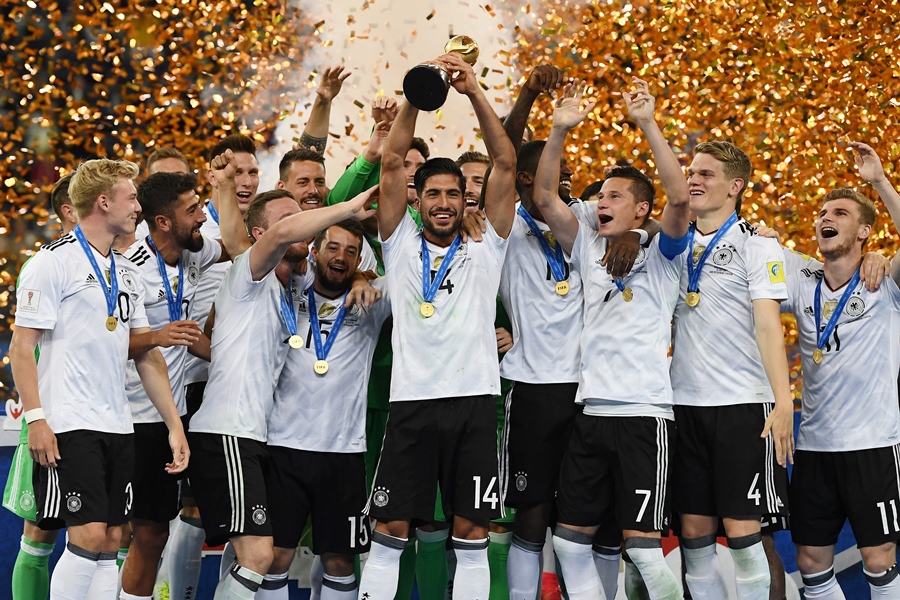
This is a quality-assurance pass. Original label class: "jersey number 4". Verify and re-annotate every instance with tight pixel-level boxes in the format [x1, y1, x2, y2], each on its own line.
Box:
[430, 268, 454, 294]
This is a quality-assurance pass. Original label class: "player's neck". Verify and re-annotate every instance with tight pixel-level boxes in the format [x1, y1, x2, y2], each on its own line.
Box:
[274, 260, 294, 287]
[149, 231, 182, 266]
[312, 277, 346, 300]
[520, 196, 545, 222]
[77, 218, 118, 257]
[823, 251, 863, 290]
[694, 203, 736, 235]
[422, 229, 457, 248]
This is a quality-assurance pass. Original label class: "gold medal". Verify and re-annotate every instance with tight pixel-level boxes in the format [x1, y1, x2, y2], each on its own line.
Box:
[289, 335, 303, 349]
[314, 359, 329, 375]
[622, 287, 633, 302]
[685, 291, 700, 307]
[106, 316, 118, 331]
[555, 281, 570, 296]
[420, 302, 435, 318]
[812, 348, 823, 364]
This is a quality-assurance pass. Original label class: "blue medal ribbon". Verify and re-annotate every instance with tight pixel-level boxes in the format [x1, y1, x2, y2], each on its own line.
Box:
[307, 288, 348, 362]
[146, 236, 184, 322]
[614, 278, 628, 293]
[207, 200, 219, 224]
[421, 233, 462, 303]
[814, 267, 860, 353]
[517, 206, 567, 284]
[687, 212, 739, 293]
[73, 225, 118, 322]
[279, 279, 299, 337]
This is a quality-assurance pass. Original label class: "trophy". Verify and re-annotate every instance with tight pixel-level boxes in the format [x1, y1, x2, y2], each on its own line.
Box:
[403, 35, 480, 112]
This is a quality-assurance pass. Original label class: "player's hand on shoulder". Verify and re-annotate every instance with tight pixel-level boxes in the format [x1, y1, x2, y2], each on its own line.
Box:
[461, 209, 487, 243]
[602, 230, 641, 278]
[753, 221, 782, 243]
[860, 251, 890, 292]
[761, 403, 794, 467]
[155, 320, 202, 348]
[28, 419, 60, 468]
[552, 80, 596, 131]
[166, 426, 190, 474]
[346, 274, 382, 309]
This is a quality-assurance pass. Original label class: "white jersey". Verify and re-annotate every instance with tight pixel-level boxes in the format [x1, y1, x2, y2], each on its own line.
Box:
[382, 212, 508, 401]
[134, 220, 150, 241]
[123, 236, 222, 423]
[782, 250, 900, 451]
[189, 247, 313, 441]
[571, 227, 685, 418]
[268, 278, 391, 453]
[671, 219, 788, 407]
[15, 234, 149, 434]
[498, 207, 586, 384]
[183, 203, 229, 385]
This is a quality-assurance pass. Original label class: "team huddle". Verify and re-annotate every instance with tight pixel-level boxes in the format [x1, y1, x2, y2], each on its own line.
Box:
[6, 53, 900, 600]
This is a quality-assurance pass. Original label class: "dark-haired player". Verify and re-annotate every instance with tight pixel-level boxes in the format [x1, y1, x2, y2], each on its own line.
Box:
[356, 51, 517, 600]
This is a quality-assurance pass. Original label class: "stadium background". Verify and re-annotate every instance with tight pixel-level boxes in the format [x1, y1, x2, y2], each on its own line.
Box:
[0, 0, 897, 597]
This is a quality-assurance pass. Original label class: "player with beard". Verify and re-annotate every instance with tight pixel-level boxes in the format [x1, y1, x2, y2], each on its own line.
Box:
[404, 137, 430, 210]
[187, 150, 376, 600]
[263, 220, 391, 599]
[4, 173, 78, 600]
[10, 159, 189, 600]
[118, 172, 231, 600]
[456, 151, 490, 213]
[277, 148, 329, 211]
[669, 138, 793, 598]
[356, 51, 516, 600]
[781, 143, 900, 599]
[164, 134, 260, 600]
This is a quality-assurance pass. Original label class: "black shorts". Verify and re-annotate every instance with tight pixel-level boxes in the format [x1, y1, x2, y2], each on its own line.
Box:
[673, 403, 789, 519]
[557, 414, 674, 533]
[266, 447, 370, 555]
[188, 432, 271, 547]
[500, 382, 579, 508]
[33, 430, 134, 530]
[791, 446, 900, 548]
[131, 422, 183, 523]
[366, 396, 501, 525]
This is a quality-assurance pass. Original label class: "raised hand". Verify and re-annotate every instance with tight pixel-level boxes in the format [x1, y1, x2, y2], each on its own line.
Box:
[552, 81, 596, 131]
[438, 53, 479, 96]
[372, 96, 399, 124]
[623, 77, 656, 124]
[316, 66, 351, 102]
[364, 120, 393, 163]
[347, 185, 380, 221]
[209, 149, 236, 188]
[848, 142, 888, 185]
[524, 64, 565, 95]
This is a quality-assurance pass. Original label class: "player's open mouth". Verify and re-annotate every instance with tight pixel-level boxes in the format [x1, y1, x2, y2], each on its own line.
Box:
[302, 197, 321, 207]
[407, 182, 416, 189]
[598, 214, 614, 224]
[328, 263, 348, 275]
[237, 191, 252, 202]
[560, 179, 571, 189]
[466, 198, 478, 207]
[821, 226, 838, 239]
[690, 190, 704, 196]
[431, 212, 455, 224]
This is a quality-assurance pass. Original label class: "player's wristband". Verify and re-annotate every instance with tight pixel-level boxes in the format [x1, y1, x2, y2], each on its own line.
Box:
[629, 229, 649, 245]
[24, 408, 46, 424]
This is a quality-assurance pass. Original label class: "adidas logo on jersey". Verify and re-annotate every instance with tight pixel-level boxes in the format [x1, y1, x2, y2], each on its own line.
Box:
[158, 289, 167, 301]
[85, 274, 97, 284]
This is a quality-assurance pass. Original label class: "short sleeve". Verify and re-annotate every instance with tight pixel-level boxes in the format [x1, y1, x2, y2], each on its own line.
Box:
[745, 236, 789, 302]
[380, 211, 419, 270]
[572, 200, 598, 230]
[127, 269, 150, 330]
[227, 248, 275, 302]
[369, 276, 392, 324]
[14, 252, 64, 330]
[781, 248, 820, 314]
[480, 217, 509, 271]
[566, 222, 589, 273]
[652, 235, 687, 280]
[197, 236, 223, 272]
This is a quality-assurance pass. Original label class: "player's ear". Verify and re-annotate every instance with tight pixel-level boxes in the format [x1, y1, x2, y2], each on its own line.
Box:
[517, 171, 533, 186]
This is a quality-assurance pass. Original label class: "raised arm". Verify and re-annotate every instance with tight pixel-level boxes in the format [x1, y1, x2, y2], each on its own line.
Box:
[532, 83, 596, 255]
[210, 150, 251, 258]
[299, 66, 350, 154]
[624, 77, 691, 239]
[439, 53, 516, 237]
[250, 186, 378, 280]
[378, 100, 420, 239]
[503, 65, 564, 155]
[849, 142, 900, 285]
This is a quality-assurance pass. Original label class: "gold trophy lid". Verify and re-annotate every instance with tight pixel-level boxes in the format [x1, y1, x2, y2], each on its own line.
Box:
[444, 35, 479, 65]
